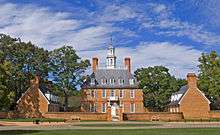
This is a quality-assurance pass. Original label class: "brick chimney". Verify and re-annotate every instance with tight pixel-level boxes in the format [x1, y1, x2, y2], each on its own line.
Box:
[92, 57, 98, 72]
[187, 73, 197, 88]
[124, 57, 131, 73]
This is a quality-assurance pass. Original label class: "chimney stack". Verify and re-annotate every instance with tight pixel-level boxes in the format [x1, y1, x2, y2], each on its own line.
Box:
[124, 57, 131, 73]
[187, 73, 197, 88]
[92, 57, 98, 72]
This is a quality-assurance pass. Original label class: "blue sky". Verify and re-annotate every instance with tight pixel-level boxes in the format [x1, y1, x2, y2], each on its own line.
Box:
[0, 0, 220, 78]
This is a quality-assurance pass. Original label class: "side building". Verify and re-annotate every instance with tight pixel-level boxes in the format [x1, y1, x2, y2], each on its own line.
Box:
[17, 76, 60, 118]
[169, 73, 210, 119]
[81, 45, 145, 118]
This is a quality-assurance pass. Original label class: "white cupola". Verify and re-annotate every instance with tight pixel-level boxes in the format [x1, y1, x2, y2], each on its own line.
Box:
[106, 45, 116, 69]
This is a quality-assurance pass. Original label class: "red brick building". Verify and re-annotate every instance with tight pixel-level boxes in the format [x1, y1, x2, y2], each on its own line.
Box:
[81, 45, 145, 121]
[17, 76, 60, 118]
[169, 73, 210, 119]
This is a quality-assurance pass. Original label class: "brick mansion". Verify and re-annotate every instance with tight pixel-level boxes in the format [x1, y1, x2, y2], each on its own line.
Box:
[2, 44, 220, 122]
[81, 45, 144, 120]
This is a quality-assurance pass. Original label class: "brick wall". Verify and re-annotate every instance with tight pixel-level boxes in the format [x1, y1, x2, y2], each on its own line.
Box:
[123, 112, 184, 121]
[209, 111, 220, 119]
[43, 112, 107, 121]
[179, 88, 210, 119]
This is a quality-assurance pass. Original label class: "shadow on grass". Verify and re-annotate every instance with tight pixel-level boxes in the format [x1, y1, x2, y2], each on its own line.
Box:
[0, 130, 41, 135]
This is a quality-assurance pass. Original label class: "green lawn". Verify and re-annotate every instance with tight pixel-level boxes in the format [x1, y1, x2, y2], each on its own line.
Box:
[0, 128, 220, 135]
[0, 118, 64, 122]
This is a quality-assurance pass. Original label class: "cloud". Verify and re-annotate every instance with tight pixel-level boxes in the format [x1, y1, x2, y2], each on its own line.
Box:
[138, 3, 220, 46]
[98, 5, 137, 23]
[79, 42, 201, 78]
[0, 3, 115, 51]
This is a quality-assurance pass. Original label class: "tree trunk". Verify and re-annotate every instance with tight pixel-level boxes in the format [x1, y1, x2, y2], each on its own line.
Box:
[64, 93, 69, 112]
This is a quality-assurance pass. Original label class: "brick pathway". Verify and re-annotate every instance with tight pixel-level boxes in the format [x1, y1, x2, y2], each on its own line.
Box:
[1, 121, 220, 130]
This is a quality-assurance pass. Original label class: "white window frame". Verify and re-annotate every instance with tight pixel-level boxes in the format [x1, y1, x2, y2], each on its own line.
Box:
[102, 89, 106, 98]
[118, 79, 124, 85]
[110, 78, 115, 85]
[129, 79, 134, 85]
[110, 89, 115, 97]
[130, 103, 135, 113]
[130, 89, 135, 98]
[101, 78, 107, 85]
[91, 90, 97, 98]
[102, 103, 107, 113]
[90, 103, 96, 112]
[119, 89, 124, 98]
[91, 78, 95, 85]
[120, 101, 124, 112]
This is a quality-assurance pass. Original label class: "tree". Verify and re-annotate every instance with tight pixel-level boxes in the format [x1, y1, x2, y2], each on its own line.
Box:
[0, 50, 14, 111]
[0, 34, 49, 109]
[198, 51, 220, 109]
[49, 46, 90, 111]
[134, 66, 186, 112]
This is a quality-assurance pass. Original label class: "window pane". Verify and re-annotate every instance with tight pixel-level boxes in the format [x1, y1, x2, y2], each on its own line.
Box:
[102, 89, 106, 98]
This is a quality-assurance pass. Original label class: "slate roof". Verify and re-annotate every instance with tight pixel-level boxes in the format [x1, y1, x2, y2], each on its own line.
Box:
[82, 68, 139, 89]
[169, 85, 188, 106]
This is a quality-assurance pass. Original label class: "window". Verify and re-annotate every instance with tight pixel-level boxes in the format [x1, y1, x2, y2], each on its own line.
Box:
[91, 78, 95, 85]
[91, 90, 97, 98]
[118, 79, 124, 85]
[110, 89, 115, 97]
[119, 90, 124, 98]
[129, 79, 134, 85]
[102, 103, 107, 113]
[101, 78, 107, 85]
[130, 103, 135, 113]
[110, 59, 113, 65]
[102, 89, 106, 98]
[120, 101, 124, 112]
[130, 90, 135, 98]
[110, 78, 115, 85]
[90, 103, 96, 112]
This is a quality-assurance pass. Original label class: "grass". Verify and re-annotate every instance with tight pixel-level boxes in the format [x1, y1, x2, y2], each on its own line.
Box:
[0, 128, 220, 135]
[0, 118, 64, 122]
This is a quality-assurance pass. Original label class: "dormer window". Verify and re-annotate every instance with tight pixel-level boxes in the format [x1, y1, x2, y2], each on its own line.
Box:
[110, 78, 115, 85]
[91, 78, 95, 85]
[118, 78, 124, 85]
[101, 78, 107, 85]
[129, 79, 134, 85]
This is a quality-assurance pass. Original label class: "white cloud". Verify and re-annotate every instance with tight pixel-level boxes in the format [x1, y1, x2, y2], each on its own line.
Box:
[138, 3, 220, 46]
[0, 3, 115, 51]
[79, 42, 201, 78]
[98, 5, 137, 23]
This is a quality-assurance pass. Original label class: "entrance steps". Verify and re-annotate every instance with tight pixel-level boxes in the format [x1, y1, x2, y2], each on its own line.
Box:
[112, 115, 120, 122]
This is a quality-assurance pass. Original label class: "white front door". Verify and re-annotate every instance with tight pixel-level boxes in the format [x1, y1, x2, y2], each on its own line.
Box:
[111, 103, 117, 116]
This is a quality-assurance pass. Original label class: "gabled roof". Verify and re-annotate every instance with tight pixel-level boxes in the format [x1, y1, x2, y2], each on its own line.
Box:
[82, 68, 139, 89]
[17, 88, 50, 105]
[169, 85, 188, 106]
[169, 85, 210, 106]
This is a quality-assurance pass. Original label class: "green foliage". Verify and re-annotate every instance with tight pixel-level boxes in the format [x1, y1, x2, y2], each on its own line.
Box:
[49, 46, 90, 110]
[0, 60, 15, 111]
[0, 34, 49, 110]
[134, 66, 186, 112]
[198, 51, 220, 109]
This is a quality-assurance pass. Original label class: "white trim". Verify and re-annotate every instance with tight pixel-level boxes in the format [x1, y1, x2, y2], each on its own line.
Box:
[130, 103, 135, 113]
[179, 88, 211, 105]
[102, 102, 107, 113]
[130, 89, 135, 98]
[119, 89, 124, 98]
[39, 89, 50, 104]
[17, 88, 50, 104]
[102, 89, 106, 98]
